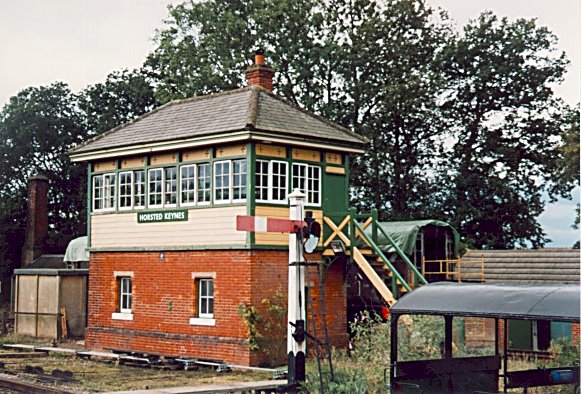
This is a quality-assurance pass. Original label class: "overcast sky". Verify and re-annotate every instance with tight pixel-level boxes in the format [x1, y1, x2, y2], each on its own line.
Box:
[0, 0, 578, 246]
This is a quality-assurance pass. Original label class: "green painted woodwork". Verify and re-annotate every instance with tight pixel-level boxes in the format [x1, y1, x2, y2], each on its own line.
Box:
[88, 142, 353, 250]
[246, 142, 256, 248]
[508, 320, 533, 350]
[550, 321, 572, 341]
[86, 163, 92, 247]
[137, 209, 188, 223]
[352, 219, 413, 296]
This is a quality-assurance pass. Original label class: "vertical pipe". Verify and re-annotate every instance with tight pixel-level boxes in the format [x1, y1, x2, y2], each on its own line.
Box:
[247, 142, 256, 248]
[481, 255, 485, 282]
[389, 314, 399, 393]
[444, 315, 453, 359]
[371, 208, 378, 244]
[35, 275, 40, 337]
[348, 207, 355, 263]
[495, 318, 499, 355]
[503, 318, 508, 394]
[457, 257, 461, 283]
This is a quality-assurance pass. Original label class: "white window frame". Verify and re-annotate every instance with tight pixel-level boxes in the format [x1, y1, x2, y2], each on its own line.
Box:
[164, 167, 178, 207]
[118, 171, 133, 211]
[255, 160, 288, 204]
[190, 272, 216, 326]
[255, 160, 270, 202]
[197, 163, 211, 206]
[180, 164, 197, 206]
[213, 160, 231, 204]
[292, 163, 321, 206]
[198, 278, 214, 318]
[119, 277, 132, 313]
[112, 271, 133, 321]
[148, 166, 178, 208]
[93, 173, 116, 212]
[148, 168, 164, 208]
[134, 170, 146, 209]
[232, 159, 247, 202]
[213, 159, 247, 204]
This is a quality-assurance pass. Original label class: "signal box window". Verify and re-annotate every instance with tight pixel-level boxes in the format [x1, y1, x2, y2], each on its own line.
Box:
[255, 160, 287, 203]
[93, 173, 116, 211]
[292, 163, 321, 205]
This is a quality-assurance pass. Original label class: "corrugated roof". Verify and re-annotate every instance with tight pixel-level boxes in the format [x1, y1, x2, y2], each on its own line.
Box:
[390, 282, 580, 322]
[460, 248, 580, 284]
[70, 86, 367, 156]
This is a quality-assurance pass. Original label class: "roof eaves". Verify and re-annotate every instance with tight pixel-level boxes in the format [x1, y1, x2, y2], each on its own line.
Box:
[69, 86, 254, 157]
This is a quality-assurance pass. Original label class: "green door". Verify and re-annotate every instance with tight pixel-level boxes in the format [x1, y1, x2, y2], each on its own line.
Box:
[323, 172, 348, 214]
[508, 320, 532, 350]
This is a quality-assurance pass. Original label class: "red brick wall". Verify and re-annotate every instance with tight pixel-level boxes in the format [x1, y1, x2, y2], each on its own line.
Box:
[464, 317, 496, 348]
[86, 250, 347, 366]
[571, 322, 579, 345]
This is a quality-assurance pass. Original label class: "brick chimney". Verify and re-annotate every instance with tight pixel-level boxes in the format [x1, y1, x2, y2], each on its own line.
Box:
[245, 49, 275, 91]
[21, 175, 49, 267]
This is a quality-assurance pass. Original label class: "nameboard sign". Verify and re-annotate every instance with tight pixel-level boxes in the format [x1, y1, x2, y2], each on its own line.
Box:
[137, 210, 188, 223]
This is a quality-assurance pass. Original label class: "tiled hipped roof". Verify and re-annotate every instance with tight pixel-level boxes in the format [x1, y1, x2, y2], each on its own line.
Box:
[461, 248, 580, 284]
[70, 86, 367, 156]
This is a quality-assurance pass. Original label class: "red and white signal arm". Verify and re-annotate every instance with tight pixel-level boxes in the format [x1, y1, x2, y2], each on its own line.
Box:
[236, 215, 306, 233]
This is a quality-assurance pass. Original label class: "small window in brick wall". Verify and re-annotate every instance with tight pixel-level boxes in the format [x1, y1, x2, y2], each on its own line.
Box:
[190, 273, 216, 326]
[112, 272, 134, 321]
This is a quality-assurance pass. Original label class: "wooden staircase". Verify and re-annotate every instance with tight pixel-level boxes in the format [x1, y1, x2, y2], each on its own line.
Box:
[322, 209, 427, 307]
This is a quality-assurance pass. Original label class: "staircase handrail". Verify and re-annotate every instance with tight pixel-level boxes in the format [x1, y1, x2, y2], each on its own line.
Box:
[351, 220, 413, 294]
[374, 222, 428, 286]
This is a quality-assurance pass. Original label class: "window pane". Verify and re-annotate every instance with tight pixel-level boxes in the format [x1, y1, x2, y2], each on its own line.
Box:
[214, 162, 230, 202]
[181, 165, 196, 205]
[119, 172, 132, 209]
[148, 169, 163, 206]
[165, 167, 177, 205]
[134, 170, 145, 207]
[233, 159, 247, 200]
[197, 164, 210, 203]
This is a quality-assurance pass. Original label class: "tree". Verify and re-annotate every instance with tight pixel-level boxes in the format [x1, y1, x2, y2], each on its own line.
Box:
[80, 68, 159, 135]
[438, 12, 572, 248]
[0, 83, 88, 260]
[147, 0, 454, 221]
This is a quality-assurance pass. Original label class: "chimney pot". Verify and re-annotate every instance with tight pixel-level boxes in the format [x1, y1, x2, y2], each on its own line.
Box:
[255, 49, 265, 65]
[246, 49, 274, 91]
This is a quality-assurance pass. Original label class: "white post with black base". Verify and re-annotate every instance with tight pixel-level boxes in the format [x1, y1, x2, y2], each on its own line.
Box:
[287, 188, 306, 390]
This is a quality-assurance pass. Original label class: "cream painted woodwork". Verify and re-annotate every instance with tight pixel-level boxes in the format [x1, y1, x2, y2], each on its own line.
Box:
[292, 148, 320, 162]
[93, 160, 116, 173]
[255, 206, 323, 246]
[120, 156, 146, 169]
[256, 143, 286, 158]
[215, 144, 247, 158]
[91, 206, 247, 248]
[325, 152, 342, 165]
[325, 166, 346, 175]
[182, 148, 211, 162]
[150, 153, 177, 166]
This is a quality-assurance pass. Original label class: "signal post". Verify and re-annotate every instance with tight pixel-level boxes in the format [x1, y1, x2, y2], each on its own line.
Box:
[236, 188, 308, 391]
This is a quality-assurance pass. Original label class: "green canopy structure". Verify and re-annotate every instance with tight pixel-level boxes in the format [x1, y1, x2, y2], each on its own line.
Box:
[371, 220, 460, 257]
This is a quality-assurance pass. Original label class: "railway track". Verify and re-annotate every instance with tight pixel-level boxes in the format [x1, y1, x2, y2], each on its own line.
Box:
[0, 373, 74, 393]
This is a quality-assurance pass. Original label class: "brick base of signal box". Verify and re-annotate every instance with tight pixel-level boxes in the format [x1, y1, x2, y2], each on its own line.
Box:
[85, 250, 348, 366]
